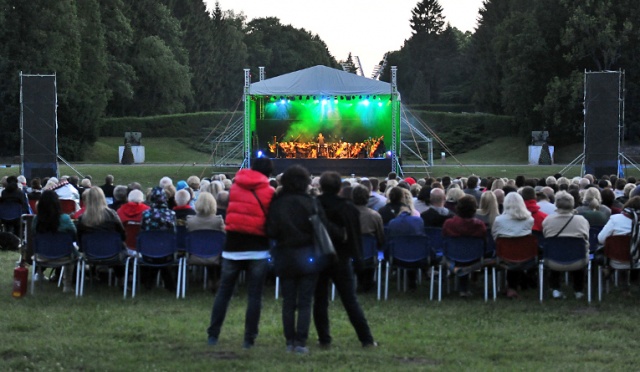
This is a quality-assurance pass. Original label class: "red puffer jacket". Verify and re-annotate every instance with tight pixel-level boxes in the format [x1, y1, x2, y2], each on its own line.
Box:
[524, 199, 547, 232]
[225, 169, 274, 236]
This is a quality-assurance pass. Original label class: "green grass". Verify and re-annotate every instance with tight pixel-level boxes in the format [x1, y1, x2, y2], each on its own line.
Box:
[82, 137, 217, 164]
[2, 249, 640, 370]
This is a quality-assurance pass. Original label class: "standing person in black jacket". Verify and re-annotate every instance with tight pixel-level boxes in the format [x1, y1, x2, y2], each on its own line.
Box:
[314, 171, 377, 348]
[266, 165, 340, 355]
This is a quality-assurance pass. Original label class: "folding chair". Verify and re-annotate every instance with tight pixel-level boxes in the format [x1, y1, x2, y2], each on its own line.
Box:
[598, 235, 634, 301]
[78, 231, 128, 297]
[424, 227, 445, 301]
[31, 232, 79, 295]
[384, 235, 432, 300]
[0, 201, 24, 234]
[126, 230, 179, 299]
[59, 200, 77, 215]
[442, 236, 494, 302]
[124, 221, 141, 252]
[494, 235, 539, 295]
[180, 230, 225, 298]
[360, 234, 382, 300]
[539, 237, 590, 303]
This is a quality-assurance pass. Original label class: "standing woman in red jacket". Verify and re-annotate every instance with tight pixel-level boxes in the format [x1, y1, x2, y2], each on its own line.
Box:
[207, 158, 275, 349]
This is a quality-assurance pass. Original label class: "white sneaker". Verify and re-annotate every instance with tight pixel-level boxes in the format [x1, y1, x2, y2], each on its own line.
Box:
[552, 290, 565, 299]
[33, 273, 42, 282]
[575, 292, 584, 300]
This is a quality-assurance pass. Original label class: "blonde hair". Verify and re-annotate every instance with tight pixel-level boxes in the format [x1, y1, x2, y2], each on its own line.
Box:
[400, 188, 416, 214]
[195, 192, 217, 216]
[477, 191, 500, 226]
[445, 187, 464, 203]
[187, 175, 201, 190]
[81, 187, 109, 226]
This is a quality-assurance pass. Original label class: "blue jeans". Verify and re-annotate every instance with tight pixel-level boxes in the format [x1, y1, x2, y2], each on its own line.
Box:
[281, 273, 318, 347]
[314, 259, 374, 346]
[207, 258, 268, 345]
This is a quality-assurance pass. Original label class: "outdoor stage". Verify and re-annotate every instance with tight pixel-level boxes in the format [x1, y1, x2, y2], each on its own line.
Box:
[271, 158, 393, 177]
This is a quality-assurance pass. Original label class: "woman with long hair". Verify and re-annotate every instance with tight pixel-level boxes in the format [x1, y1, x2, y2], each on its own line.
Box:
[77, 186, 126, 245]
[475, 191, 500, 228]
[491, 192, 534, 298]
[32, 190, 77, 292]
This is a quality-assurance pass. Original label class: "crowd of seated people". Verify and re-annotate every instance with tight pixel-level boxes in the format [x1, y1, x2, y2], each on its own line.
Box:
[4, 168, 640, 305]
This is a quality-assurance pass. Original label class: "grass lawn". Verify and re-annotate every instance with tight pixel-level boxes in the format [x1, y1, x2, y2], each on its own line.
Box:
[2, 249, 640, 370]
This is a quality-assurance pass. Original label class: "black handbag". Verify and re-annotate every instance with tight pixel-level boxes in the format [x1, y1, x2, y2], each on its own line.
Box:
[309, 198, 337, 258]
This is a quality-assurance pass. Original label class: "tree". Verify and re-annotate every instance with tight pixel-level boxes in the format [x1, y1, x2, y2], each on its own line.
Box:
[341, 53, 359, 74]
[410, 0, 445, 36]
[99, 0, 137, 117]
[125, 0, 193, 115]
[58, 0, 109, 160]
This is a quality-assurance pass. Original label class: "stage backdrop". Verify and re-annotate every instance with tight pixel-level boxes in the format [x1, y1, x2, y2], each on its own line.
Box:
[20, 73, 58, 181]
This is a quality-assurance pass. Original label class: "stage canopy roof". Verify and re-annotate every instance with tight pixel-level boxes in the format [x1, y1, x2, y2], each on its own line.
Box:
[249, 65, 395, 96]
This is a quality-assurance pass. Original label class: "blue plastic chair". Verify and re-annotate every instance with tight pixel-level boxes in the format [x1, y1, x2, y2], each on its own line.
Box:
[384, 235, 431, 300]
[181, 230, 226, 298]
[79, 231, 128, 297]
[360, 234, 383, 300]
[442, 236, 494, 302]
[126, 230, 179, 299]
[32, 232, 78, 295]
[539, 237, 590, 303]
[424, 227, 444, 259]
[0, 201, 24, 234]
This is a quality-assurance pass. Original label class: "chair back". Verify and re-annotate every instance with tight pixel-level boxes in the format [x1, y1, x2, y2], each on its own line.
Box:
[424, 227, 444, 258]
[176, 218, 188, 250]
[604, 235, 631, 263]
[28, 199, 38, 214]
[387, 235, 430, 267]
[0, 201, 23, 221]
[542, 237, 588, 270]
[589, 226, 603, 253]
[34, 232, 76, 260]
[81, 231, 124, 261]
[485, 229, 496, 256]
[443, 236, 485, 264]
[361, 234, 378, 261]
[185, 230, 225, 259]
[59, 200, 77, 215]
[137, 230, 177, 259]
[496, 235, 539, 263]
[124, 221, 141, 250]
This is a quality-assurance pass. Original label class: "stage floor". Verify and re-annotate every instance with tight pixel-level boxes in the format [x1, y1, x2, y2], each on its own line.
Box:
[271, 158, 392, 177]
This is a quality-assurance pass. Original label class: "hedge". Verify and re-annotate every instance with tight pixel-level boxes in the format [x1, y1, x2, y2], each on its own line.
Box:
[409, 110, 518, 154]
[99, 112, 242, 138]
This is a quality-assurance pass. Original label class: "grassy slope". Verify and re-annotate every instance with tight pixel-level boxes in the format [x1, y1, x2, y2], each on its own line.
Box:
[82, 137, 217, 164]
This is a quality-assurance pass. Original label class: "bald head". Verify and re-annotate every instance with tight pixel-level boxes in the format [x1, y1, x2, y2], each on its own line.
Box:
[493, 188, 505, 204]
[430, 188, 446, 207]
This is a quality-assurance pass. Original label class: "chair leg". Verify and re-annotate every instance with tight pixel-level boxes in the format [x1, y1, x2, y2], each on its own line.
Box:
[331, 282, 335, 301]
[275, 276, 280, 300]
[587, 262, 592, 303]
[429, 266, 434, 301]
[384, 262, 389, 300]
[438, 265, 442, 302]
[78, 261, 84, 297]
[598, 266, 602, 302]
[31, 261, 37, 295]
[176, 258, 183, 299]
[132, 258, 138, 298]
[492, 267, 497, 301]
[539, 262, 544, 303]
[484, 267, 488, 302]
[376, 261, 381, 301]
[58, 266, 64, 288]
[123, 257, 131, 299]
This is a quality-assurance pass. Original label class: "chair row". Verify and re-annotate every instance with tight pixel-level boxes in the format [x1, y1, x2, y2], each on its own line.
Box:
[30, 229, 226, 299]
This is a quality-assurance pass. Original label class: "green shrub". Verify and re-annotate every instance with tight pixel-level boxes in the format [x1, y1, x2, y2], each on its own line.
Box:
[99, 112, 242, 138]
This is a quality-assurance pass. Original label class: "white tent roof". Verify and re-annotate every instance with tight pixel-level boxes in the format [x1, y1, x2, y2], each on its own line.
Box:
[249, 65, 393, 96]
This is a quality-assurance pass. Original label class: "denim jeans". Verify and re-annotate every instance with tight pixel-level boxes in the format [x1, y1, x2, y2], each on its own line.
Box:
[281, 273, 318, 347]
[314, 258, 374, 346]
[207, 258, 268, 345]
